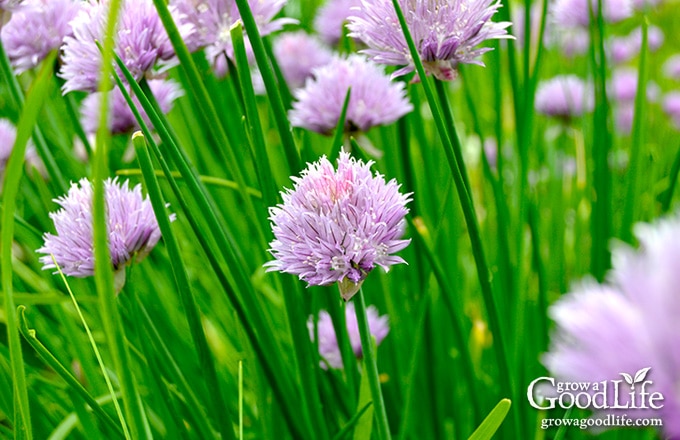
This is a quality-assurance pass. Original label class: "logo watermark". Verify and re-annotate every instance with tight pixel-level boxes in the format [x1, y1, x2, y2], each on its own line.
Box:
[527, 367, 664, 430]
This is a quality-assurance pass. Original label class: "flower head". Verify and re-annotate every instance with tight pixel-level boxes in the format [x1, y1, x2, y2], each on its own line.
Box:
[663, 92, 680, 129]
[663, 54, 680, 80]
[273, 31, 334, 90]
[309, 302, 389, 369]
[543, 214, 680, 437]
[172, 0, 295, 76]
[37, 178, 170, 282]
[0, 119, 17, 176]
[535, 75, 593, 119]
[288, 54, 413, 134]
[550, 0, 632, 28]
[265, 152, 411, 300]
[80, 79, 183, 135]
[608, 26, 664, 65]
[59, 0, 192, 94]
[313, 0, 362, 45]
[347, 0, 512, 80]
[0, 0, 83, 74]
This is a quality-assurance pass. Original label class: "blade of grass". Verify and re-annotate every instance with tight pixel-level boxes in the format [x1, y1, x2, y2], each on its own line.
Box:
[329, 89, 352, 162]
[467, 399, 512, 440]
[1, 50, 59, 440]
[133, 132, 235, 440]
[16, 307, 125, 438]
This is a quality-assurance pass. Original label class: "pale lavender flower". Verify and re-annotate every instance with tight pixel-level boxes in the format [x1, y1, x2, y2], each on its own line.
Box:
[0, 118, 16, 176]
[313, 0, 362, 45]
[608, 26, 664, 65]
[0, 0, 83, 74]
[511, 3, 542, 50]
[265, 152, 411, 300]
[551, 0, 632, 28]
[614, 102, 634, 134]
[547, 26, 590, 58]
[663, 92, 680, 129]
[172, 0, 295, 76]
[289, 54, 413, 134]
[80, 79, 183, 134]
[59, 0, 192, 94]
[37, 178, 170, 283]
[0, 0, 22, 11]
[543, 214, 680, 438]
[535, 75, 594, 119]
[309, 302, 389, 369]
[631, 0, 662, 10]
[273, 31, 334, 90]
[663, 54, 680, 80]
[347, 0, 513, 81]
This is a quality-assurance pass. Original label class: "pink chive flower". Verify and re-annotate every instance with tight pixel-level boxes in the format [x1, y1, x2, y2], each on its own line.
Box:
[663, 92, 680, 129]
[313, 0, 362, 45]
[80, 79, 183, 135]
[37, 178, 171, 284]
[309, 302, 389, 369]
[59, 0, 193, 94]
[0, 0, 22, 11]
[0, 0, 83, 74]
[663, 55, 680, 81]
[543, 214, 680, 438]
[288, 54, 413, 134]
[172, 0, 296, 77]
[265, 152, 411, 300]
[346, 0, 513, 81]
[273, 31, 334, 90]
[535, 75, 594, 119]
[0, 119, 17, 175]
[608, 26, 664, 65]
[550, 0, 632, 28]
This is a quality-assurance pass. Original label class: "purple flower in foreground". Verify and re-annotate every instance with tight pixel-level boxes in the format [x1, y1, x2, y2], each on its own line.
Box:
[265, 152, 411, 300]
[0, 0, 83, 74]
[37, 178, 170, 285]
[313, 0, 362, 45]
[543, 214, 680, 438]
[551, 0, 632, 28]
[273, 31, 333, 90]
[347, 0, 512, 81]
[289, 55, 413, 134]
[59, 0, 192, 94]
[535, 75, 593, 119]
[172, 0, 295, 76]
[80, 79, 183, 135]
[309, 302, 389, 369]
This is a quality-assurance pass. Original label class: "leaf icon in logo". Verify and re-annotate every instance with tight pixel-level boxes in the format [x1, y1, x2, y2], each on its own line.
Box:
[620, 372, 634, 385]
[634, 367, 651, 383]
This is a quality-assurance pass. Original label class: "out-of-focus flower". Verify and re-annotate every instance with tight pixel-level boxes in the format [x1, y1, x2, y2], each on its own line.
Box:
[663, 92, 680, 129]
[172, 0, 295, 76]
[551, 0, 632, 28]
[543, 214, 680, 438]
[313, 0, 361, 45]
[265, 152, 411, 300]
[608, 26, 664, 65]
[273, 31, 333, 90]
[663, 54, 680, 80]
[0, 0, 83, 74]
[80, 79, 183, 134]
[511, 3, 542, 50]
[59, 0, 192, 94]
[0, 118, 43, 179]
[631, 0, 663, 10]
[309, 302, 389, 369]
[288, 54, 412, 134]
[614, 102, 634, 134]
[535, 75, 593, 119]
[0, 0, 22, 11]
[546, 26, 590, 58]
[347, 0, 512, 81]
[37, 178, 170, 286]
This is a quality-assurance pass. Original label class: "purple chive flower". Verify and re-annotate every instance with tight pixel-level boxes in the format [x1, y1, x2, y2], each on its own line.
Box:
[543, 214, 680, 438]
[0, 0, 83, 74]
[172, 0, 296, 77]
[0, 0, 22, 11]
[0, 118, 17, 175]
[347, 0, 513, 81]
[59, 0, 192, 94]
[550, 0, 632, 28]
[37, 178, 170, 285]
[663, 54, 680, 80]
[273, 31, 334, 90]
[288, 54, 413, 134]
[535, 75, 594, 119]
[309, 302, 389, 369]
[663, 92, 680, 129]
[265, 152, 411, 300]
[80, 79, 183, 135]
[608, 26, 664, 65]
[546, 26, 590, 58]
[313, 0, 362, 45]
